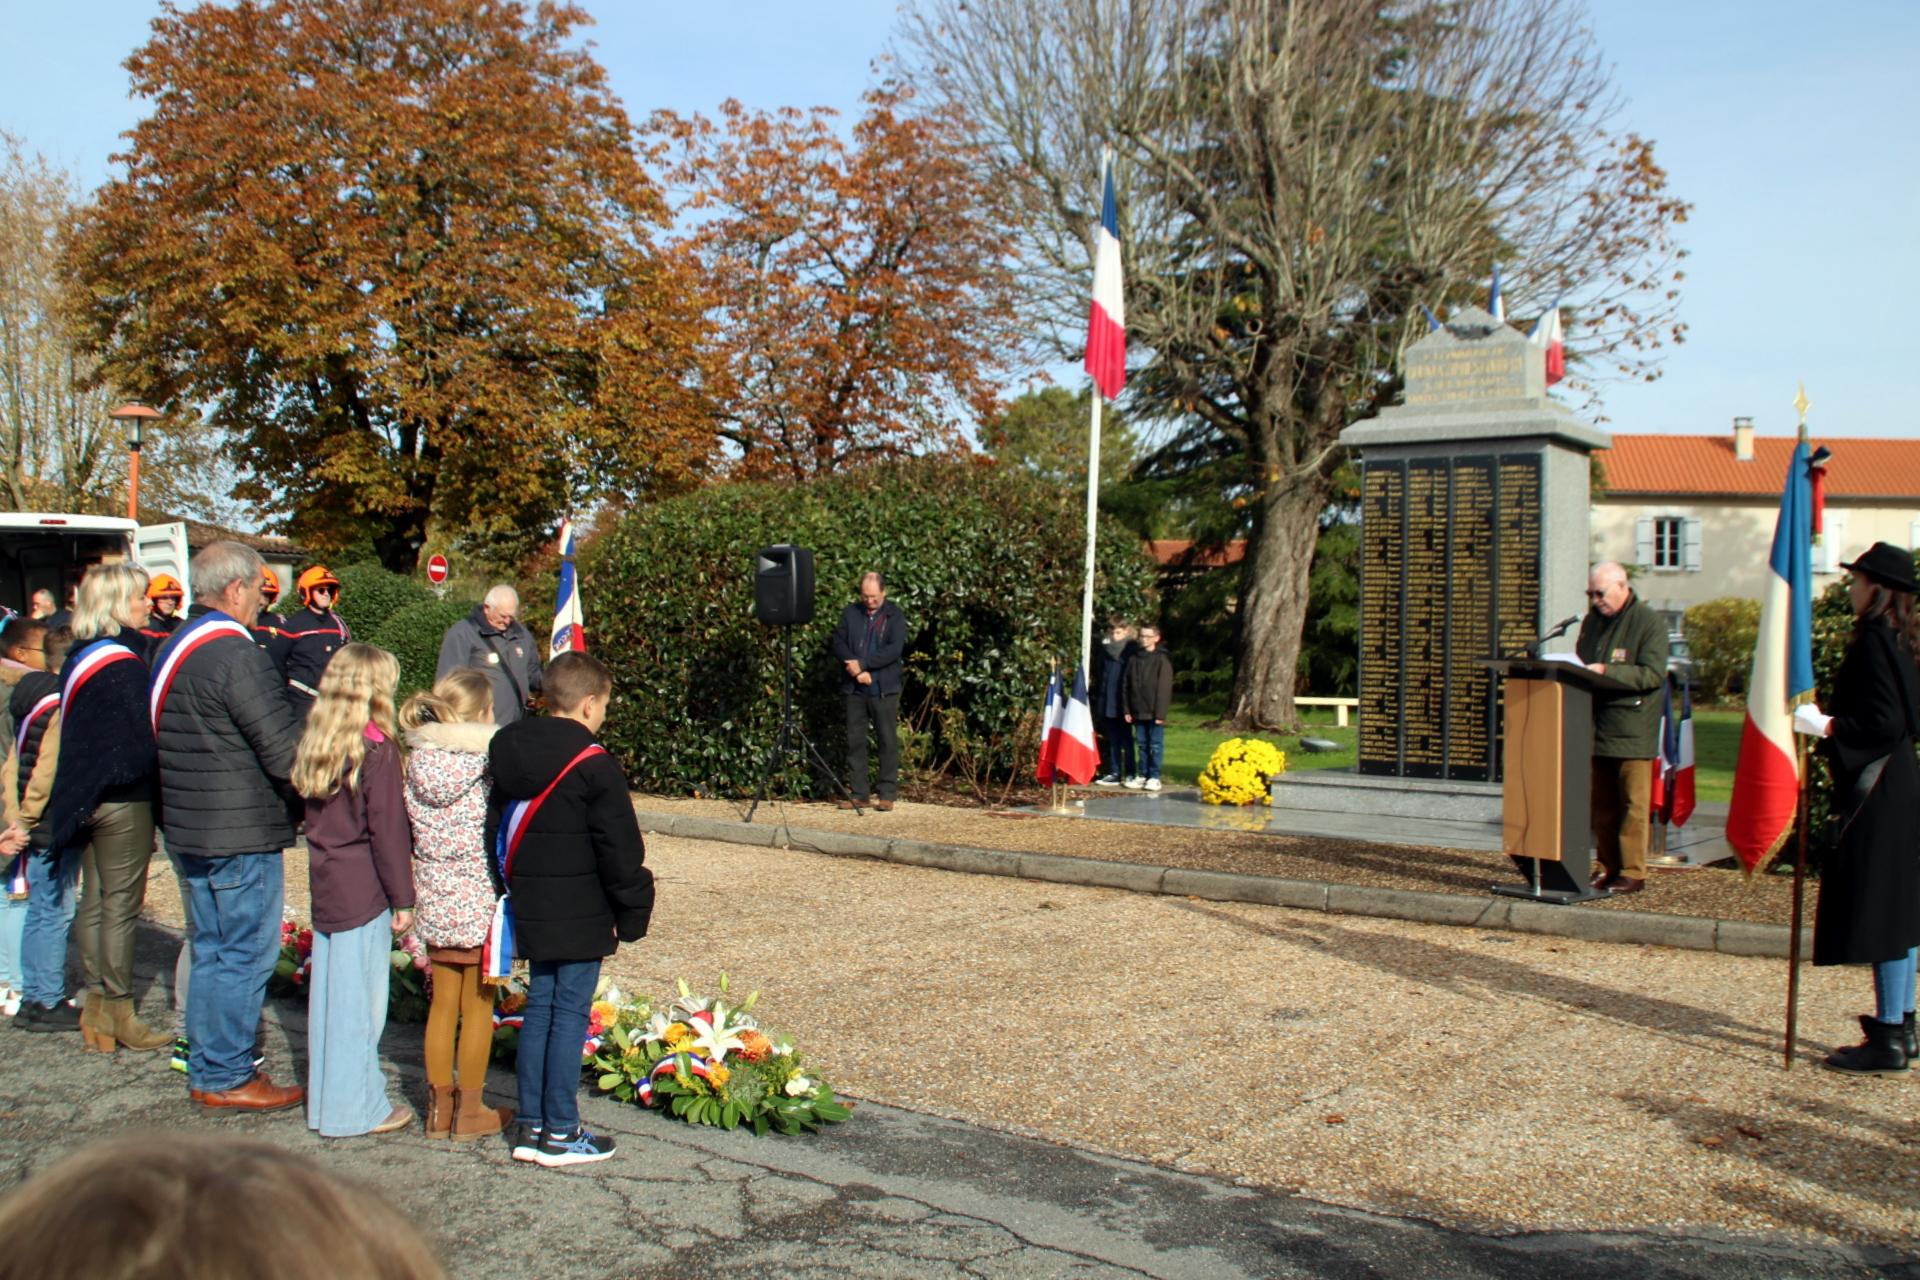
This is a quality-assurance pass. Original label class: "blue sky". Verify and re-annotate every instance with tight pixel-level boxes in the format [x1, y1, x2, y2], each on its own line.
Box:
[2, 1, 1913, 442]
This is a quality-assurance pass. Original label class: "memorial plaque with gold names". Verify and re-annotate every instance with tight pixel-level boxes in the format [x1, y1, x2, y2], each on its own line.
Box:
[1357, 453, 1543, 781]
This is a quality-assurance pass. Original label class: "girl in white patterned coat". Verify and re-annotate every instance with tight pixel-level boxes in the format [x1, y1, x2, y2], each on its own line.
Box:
[400, 668, 513, 1140]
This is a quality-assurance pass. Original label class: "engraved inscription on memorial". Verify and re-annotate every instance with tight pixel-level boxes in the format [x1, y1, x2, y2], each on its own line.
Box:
[1357, 453, 1543, 780]
[1403, 344, 1529, 406]
[1358, 463, 1404, 769]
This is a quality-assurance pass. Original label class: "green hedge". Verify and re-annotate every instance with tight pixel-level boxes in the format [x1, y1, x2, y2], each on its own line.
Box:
[583, 457, 1157, 797]
[369, 596, 481, 700]
[334, 562, 434, 641]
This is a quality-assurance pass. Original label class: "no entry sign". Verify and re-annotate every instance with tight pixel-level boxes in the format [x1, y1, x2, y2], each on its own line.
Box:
[426, 554, 449, 585]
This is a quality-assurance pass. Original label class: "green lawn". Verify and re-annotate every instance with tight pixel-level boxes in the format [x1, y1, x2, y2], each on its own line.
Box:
[1154, 698, 1741, 799]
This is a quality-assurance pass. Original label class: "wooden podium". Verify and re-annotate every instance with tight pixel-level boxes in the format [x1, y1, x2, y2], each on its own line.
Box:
[1483, 658, 1637, 904]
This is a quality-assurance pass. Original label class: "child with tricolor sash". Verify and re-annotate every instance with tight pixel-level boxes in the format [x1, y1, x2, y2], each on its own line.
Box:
[485, 651, 653, 1168]
[291, 643, 416, 1138]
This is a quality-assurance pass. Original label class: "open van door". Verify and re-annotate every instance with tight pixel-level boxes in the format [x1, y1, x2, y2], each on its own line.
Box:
[135, 522, 191, 601]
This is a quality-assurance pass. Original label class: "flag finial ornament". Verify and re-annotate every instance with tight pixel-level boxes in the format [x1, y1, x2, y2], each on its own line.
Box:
[1793, 381, 1810, 427]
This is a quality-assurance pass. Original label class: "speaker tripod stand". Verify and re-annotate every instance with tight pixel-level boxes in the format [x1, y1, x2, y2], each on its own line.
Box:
[745, 624, 860, 823]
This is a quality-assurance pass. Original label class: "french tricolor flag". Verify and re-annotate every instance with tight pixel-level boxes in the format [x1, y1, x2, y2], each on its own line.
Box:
[550, 519, 586, 659]
[1725, 442, 1816, 873]
[1084, 158, 1126, 401]
[1052, 669, 1101, 786]
[1529, 305, 1565, 386]
[1034, 672, 1062, 783]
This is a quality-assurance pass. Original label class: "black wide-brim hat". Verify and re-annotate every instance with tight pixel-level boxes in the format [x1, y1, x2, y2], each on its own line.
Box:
[1840, 541, 1918, 593]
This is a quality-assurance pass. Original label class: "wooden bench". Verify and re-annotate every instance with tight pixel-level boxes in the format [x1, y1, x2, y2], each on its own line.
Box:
[1294, 696, 1359, 728]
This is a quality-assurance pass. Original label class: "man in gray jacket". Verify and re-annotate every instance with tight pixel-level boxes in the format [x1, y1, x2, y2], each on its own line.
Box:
[436, 584, 545, 726]
[1575, 561, 1670, 896]
[152, 540, 304, 1113]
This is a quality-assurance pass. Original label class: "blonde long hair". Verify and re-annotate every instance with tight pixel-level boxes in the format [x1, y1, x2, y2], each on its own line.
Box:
[71, 562, 150, 642]
[292, 643, 400, 800]
[399, 667, 494, 731]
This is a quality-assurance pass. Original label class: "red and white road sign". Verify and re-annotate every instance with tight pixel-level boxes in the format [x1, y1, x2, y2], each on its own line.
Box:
[426, 554, 449, 585]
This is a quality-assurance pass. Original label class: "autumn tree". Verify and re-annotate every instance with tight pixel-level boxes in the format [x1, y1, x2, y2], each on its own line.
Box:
[1, 133, 234, 520]
[902, 0, 1689, 729]
[650, 87, 1022, 479]
[65, 0, 715, 570]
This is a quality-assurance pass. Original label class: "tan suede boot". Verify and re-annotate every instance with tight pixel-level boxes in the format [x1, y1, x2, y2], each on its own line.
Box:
[79, 991, 115, 1054]
[104, 998, 173, 1052]
[425, 1084, 456, 1139]
[450, 1087, 514, 1142]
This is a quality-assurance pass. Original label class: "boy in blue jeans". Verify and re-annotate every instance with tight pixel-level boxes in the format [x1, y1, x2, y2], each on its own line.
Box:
[487, 652, 653, 1167]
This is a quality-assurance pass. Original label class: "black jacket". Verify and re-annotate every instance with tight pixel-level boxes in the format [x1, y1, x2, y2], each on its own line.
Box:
[1814, 620, 1920, 966]
[42, 629, 155, 851]
[152, 612, 302, 857]
[8, 670, 58, 805]
[830, 600, 908, 697]
[1124, 647, 1174, 722]
[486, 716, 653, 962]
[274, 605, 351, 692]
[1093, 636, 1139, 720]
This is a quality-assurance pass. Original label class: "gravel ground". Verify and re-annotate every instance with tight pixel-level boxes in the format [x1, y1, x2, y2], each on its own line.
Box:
[637, 794, 1802, 926]
[139, 816, 1917, 1252]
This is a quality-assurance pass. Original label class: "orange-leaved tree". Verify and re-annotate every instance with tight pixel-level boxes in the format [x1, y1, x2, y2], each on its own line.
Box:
[65, 0, 717, 570]
[650, 86, 1022, 480]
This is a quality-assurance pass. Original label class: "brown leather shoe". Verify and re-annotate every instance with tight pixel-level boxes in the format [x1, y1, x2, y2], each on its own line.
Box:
[192, 1072, 305, 1113]
[1590, 870, 1617, 892]
[834, 797, 865, 810]
[1606, 876, 1646, 896]
[873, 799, 894, 812]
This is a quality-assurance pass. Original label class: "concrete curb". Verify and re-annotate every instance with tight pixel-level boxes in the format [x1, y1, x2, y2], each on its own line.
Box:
[636, 810, 1813, 960]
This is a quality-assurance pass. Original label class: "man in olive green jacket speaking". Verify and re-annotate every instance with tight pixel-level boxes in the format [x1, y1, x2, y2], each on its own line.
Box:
[1575, 562, 1670, 895]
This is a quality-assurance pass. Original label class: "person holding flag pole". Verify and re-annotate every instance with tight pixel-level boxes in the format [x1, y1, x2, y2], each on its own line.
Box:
[1790, 538, 1920, 1073]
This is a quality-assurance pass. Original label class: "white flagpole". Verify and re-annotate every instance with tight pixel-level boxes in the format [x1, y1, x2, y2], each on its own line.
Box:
[1079, 389, 1102, 685]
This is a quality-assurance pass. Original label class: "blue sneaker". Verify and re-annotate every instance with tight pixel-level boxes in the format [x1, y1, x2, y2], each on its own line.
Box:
[534, 1127, 615, 1168]
[510, 1123, 544, 1163]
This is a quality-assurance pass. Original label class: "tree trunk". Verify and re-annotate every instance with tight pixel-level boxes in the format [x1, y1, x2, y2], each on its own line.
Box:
[1225, 475, 1329, 732]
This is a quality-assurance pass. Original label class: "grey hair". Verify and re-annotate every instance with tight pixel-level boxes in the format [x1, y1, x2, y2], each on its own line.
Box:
[71, 562, 151, 641]
[192, 540, 266, 605]
[484, 584, 520, 610]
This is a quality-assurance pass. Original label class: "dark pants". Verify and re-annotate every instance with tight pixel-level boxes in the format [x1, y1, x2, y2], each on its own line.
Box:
[518, 957, 601, 1136]
[1100, 715, 1134, 778]
[844, 692, 900, 802]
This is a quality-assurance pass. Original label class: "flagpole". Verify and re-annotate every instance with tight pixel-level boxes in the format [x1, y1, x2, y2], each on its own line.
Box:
[1079, 389, 1102, 687]
[1783, 382, 1815, 1071]
[1785, 739, 1809, 1070]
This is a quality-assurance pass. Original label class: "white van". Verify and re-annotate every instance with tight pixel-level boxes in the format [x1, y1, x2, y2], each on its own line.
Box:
[0, 514, 192, 616]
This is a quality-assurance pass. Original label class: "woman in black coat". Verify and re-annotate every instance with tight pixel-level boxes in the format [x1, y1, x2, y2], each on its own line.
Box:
[1797, 542, 1920, 1073]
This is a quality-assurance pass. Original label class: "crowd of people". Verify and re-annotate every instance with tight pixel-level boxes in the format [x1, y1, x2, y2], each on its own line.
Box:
[0, 540, 654, 1169]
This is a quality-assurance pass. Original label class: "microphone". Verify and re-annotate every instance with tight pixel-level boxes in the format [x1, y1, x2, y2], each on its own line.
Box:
[1509, 616, 1580, 659]
[1531, 615, 1580, 650]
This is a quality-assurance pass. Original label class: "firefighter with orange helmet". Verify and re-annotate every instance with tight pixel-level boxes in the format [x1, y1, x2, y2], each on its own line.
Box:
[252, 565, 287, 653]
[137, 572, 186, 658]
[274, 565, 351, 723]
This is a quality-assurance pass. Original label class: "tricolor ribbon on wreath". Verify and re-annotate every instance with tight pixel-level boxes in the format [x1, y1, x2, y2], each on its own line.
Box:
[481, 743, 607, 982]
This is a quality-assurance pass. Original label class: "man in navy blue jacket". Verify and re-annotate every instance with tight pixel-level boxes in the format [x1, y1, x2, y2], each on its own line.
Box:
[829, 572, 908, 811]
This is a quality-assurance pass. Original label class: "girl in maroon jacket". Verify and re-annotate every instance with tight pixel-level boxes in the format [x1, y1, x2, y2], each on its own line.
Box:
[292, 643, 415, 1138]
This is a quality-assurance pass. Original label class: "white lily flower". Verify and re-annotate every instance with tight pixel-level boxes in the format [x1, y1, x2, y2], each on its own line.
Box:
[689, 1015, 747, 1063]
[783, 1076, 813, 1097]
[637, 1011, 675, 1044]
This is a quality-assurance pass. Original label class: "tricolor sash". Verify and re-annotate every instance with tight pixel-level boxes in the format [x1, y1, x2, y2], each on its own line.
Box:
[15, 692, 57, 755]
[148, 614, 257, 733]
[61, 640, 143, 721]
[481, 743, 608, 982]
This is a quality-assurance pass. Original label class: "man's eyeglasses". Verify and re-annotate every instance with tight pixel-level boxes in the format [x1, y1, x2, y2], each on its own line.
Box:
[1586, 589, 1609, 599]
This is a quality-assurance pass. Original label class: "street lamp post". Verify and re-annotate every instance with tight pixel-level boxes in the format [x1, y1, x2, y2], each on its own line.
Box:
[110, 403, 162, 522]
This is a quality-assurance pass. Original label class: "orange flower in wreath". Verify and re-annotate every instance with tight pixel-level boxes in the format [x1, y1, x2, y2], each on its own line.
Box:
[736, 1029, 773, 1063]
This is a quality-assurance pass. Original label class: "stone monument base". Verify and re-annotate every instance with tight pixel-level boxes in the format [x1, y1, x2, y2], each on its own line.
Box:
[1267, 770, 1502, 851]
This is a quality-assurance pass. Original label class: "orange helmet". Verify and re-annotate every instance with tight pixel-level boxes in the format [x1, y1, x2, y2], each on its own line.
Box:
[145, 573, 184, 601]
[260, 567, 281, 604]
[296, 565, 342, 604]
